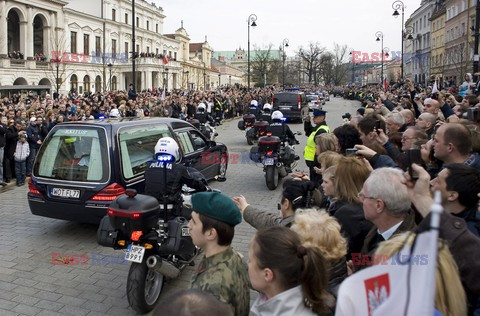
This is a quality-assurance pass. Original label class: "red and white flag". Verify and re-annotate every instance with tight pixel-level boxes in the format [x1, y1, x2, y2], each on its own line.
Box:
[383, 76, 389, 91]
[335, 192, 443, 316]
[162, 55, 168, 65]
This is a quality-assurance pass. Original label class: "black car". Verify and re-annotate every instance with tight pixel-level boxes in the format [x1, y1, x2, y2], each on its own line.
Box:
[272, 92, 307, 122]
[28, 117, 228, 224]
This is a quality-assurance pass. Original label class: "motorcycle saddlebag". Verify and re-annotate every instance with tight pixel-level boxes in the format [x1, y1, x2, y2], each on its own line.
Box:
[97, 215, 118, 247]
[258, 136, 281, 153]
[158, 217, 196, 259]
[243, 114, 256, 127]
[254, 121, 269, 137]
[238, 120, 245, 130]
[249, 145, 262, 163]
[108, 190, 160, 234]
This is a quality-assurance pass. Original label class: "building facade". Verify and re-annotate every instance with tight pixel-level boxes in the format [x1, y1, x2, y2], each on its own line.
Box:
[429, 1, 446, 86]
[410, 0, 436, 84]
[0, 0, 230, 95]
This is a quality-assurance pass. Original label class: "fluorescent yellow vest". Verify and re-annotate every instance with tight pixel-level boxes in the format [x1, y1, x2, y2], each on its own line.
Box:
[303, 124, 330, 162]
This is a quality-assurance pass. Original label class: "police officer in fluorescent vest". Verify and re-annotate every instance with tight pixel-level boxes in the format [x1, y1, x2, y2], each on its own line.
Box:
[304, 109, 330, 182]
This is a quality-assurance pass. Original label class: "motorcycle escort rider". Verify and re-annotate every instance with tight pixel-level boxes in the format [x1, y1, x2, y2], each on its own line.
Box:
[194, 103, 216, 139]
[304, 109, 330, 182]
[144, 137, 208, 218]
[267, 110, 300, 172]
[248, 100, 262, 120]
[260, 103, 273, 123]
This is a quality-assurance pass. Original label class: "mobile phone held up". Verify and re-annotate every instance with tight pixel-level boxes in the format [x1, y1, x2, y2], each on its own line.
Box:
[407, 149, 422, 180]
[346, 148, 358, 157]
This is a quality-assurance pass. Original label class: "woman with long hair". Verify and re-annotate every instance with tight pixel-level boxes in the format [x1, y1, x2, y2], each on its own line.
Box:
[249, 226, 330, 315]
[329, 156, 373, 258]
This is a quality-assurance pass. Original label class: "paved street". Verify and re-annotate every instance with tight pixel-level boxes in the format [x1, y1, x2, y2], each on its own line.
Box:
[0, 97, 360, 316]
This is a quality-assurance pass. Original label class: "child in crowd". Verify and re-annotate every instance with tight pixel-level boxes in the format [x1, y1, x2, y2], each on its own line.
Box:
[14, 132, 29, 186]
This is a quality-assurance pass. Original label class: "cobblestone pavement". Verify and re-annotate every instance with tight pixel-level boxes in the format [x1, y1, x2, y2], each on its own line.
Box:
[0, 97, 360, 315]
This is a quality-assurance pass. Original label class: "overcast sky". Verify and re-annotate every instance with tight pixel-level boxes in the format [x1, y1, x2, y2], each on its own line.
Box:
[155, 0, 421, 58]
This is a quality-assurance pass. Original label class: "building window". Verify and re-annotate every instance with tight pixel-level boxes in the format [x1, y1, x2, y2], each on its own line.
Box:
[420, 18, 422, 30]
[71, 31, 77, 53]
[125, 42, 128, 54]
[136, 17, 139, 27]
[125, 13, 128, 24]
[96, 36, 101, 57]
[147, 46, 150, 54]
[174, 52, 177, 61]
[156, 24, 158, 33]
[147, 21, 149, 30]
[163, 49, 166, 56]
[112, 39, 117, 57]
[136, 44, 140, 54]
[112, 9, 116, 21]
[156, 48, 159, 55]
[83, 34, 89, 55]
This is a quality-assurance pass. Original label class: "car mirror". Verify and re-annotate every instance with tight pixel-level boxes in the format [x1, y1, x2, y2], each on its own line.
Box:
[208, 140, 216, 147]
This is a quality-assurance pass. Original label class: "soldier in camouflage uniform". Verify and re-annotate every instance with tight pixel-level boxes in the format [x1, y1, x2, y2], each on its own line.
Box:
[187, 192, 250, 316]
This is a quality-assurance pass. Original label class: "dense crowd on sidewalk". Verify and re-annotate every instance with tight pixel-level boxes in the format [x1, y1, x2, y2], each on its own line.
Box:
[1, 78, 480, 315]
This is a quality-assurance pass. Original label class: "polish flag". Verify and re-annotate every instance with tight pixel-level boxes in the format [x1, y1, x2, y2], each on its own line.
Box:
[162, 55, 168, 65]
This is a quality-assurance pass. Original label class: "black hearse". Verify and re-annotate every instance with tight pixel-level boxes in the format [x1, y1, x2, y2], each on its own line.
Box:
[28, 117, 228, 224]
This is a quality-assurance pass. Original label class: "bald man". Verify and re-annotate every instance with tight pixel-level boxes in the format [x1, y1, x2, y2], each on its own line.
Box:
[415, 112, 436, 138]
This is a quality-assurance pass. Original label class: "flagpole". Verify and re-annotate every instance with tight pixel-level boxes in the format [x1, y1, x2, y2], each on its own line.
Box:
[416, 191, 442, 315]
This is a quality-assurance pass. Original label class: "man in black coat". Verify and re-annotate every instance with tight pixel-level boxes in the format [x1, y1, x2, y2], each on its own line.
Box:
[4, 120, 21, 183]
[0, 117, 7, 186]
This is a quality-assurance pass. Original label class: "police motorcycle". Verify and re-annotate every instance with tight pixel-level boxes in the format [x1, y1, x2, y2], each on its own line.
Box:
[97, 138, 213, 314]
[249, 111, 300, 190]
[189, 103, 218, 141]
[237, 100, 258, 145]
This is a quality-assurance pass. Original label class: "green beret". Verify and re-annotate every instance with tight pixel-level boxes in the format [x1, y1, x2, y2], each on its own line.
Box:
[191, 192, 242, 226]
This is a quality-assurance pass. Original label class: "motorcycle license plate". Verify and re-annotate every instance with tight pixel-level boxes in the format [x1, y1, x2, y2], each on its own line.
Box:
[125, 244, 145, 263]
[264, 158, 275, 165]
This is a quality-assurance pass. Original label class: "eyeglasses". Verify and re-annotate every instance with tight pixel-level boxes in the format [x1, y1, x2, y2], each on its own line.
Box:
[358, 192, 377, 200]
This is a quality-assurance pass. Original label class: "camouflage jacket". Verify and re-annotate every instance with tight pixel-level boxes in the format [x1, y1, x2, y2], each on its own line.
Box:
[190, 246, 250, 316]
[243, 205, 294, 230]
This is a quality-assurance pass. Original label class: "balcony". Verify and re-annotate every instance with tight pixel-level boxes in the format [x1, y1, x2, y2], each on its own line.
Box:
[10, 59, 25, 68]
[35, 61, 49, 69]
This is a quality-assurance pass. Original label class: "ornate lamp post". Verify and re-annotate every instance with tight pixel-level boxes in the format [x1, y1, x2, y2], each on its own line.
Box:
[375, 31, 384, 85]
[247, 14, 257, 90]
[281, 38, 289, 88]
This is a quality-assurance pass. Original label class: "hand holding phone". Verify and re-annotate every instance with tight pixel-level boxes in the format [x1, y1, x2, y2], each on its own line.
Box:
[407, 149, 422, 180]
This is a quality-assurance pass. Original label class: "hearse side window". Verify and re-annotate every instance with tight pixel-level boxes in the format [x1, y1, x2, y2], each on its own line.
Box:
[176, 131, 194, 154]
[189, 130, 206, 150]
[35, 127, 108, 182]
[118, 124, 172, 179]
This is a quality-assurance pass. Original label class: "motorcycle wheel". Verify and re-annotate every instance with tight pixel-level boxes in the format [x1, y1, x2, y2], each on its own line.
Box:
[127, 262, 165, 314]
[265, 165, 279, 190]
[246, 135, 253, 145]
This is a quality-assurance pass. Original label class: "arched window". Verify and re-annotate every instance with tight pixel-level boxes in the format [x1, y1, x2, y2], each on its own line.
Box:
[95, 75, 101, 92]
[70, 74, 78, 93]
[112, 76, 117, 91]
[7, 10, 22, 58]
[83, 75, 90, 93]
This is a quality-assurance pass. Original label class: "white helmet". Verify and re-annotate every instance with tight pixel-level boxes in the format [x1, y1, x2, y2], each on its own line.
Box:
[250, 100, 258, 107]
[109, 109, 120, 118]
[263, 103, 272, 111]
[154, 137, 180, 160]
[197, 103, 206, 112]
[271, 110, 283, 120]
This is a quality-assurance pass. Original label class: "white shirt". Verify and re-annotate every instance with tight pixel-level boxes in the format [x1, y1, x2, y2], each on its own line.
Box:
[378, 221, 403, 241]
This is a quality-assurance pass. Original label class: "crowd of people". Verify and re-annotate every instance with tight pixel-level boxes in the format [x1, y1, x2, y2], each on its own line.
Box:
[8, 51, 24, 60]
[1, 79, 480, 315]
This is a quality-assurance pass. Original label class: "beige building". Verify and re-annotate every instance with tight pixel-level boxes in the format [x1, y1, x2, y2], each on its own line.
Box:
[430, 1, 446, 85]
[444, 0, 471, 85]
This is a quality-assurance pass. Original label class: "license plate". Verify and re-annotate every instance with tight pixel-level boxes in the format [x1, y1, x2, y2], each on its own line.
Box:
[264, 158, 275, 165]
[279, 106, 290, 110]
[51, 188, 80, 199]
[125, 244, 145, 263]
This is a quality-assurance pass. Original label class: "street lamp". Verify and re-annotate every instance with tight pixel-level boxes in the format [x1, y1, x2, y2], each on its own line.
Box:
[247, 14, 257, 90]
[281, 38, 289, 88]
[107, 63, 113, 91]
[349, 50, 355, 85]
[392, 0, 405, 79]
[131, 0, 136, 94]
[375, 31, 384, 87]
[229, 75, 232, 86]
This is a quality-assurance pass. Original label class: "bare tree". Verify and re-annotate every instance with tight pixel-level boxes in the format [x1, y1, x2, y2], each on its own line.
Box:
[330, 43, 349, 85]
[251, 44, 280, 86]
[298, 42, 326, 84]
[47, 31, 73, 94]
